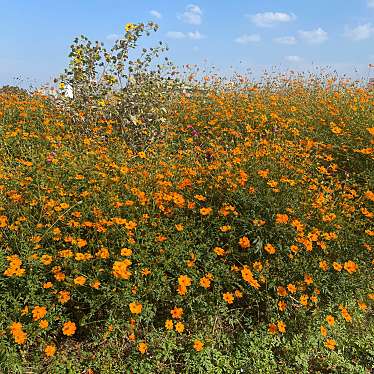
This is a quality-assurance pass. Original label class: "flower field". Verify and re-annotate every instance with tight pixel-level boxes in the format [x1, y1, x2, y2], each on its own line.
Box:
[0, 25, 373, 374]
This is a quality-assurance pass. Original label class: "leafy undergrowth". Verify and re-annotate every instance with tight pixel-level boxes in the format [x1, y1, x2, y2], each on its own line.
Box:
[0, 74, 373, 374]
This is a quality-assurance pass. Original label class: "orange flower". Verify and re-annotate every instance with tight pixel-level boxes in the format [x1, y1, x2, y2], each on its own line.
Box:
[320, 325, 327, 337]
[58, 290, 70, 304]
[326, 315, 335, 326]
[39, 319, 49, 329]
[264, 244, 276, 254]
[44, 344, 56, 357]
[193, 340, 204, 351]
[319, 261, 329, 271]
[138, 342, 148, 354]
[242, 266, 260, 289]
[234, 290, 243, 298]
[41, 254, 53, 265]
[112, 260, 132, 279]
[32, 306, 47, 321]
[120, 247, 132, 256]
[324, 338, 336, 350]
[129, 302, 142, 314]
[239, 236, 250, 249]
[340, 307, 352, 322]
[304, 274, 313, 285]
[290, 245, 299, 253]
[343, 260, 358, 274]
[268, 323, 277, 334]
[199, 276, 211, 289]
[62, 321, 76, 336]
[76, 238, 87, 248]
[278, 300, 287, 312]
[200, 207, 212, 216]
[178, 275, 192, 287]
[91, 280, 101, 289]
[223, 292, 234, 304]
[275, 214, 288, 224]
[171, 307, 183, 319]
[175, 224, 184, 232]
[214, 247, 225, 256]
[333, 262, 342, 271]
[74, 276, 87, 286]
[287, 284, 297, 293]
[277, 286, 288, 297]
[10, 322, 27, 344]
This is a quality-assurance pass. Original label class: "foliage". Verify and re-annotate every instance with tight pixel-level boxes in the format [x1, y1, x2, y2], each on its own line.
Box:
[55, 22, 179, 150]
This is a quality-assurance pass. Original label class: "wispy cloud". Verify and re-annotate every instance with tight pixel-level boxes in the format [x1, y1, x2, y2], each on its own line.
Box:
[166, 31, 186, 39]
[285, 55, 302, 62]
[178, 4, 202, 25]
[150, 10, 162, 19]
[298, 28, 328, 44]
[273, 36, 297, 45]
[248, 12, 296, 27]
[187, 31, 205, 40]
[166, 30, 205, 40]
[235, 34, 261, 44]
[106, 33, 120, 41]
[345, 23, 374, 41]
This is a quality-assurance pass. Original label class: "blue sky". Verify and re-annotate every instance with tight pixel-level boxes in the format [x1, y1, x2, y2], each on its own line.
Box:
[0, 0, 373, 86]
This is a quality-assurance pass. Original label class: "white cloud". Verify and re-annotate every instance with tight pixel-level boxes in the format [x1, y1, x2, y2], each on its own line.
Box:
[368, 0, 374, 8]
[249, 12, 296, 27]
[166, 31, 205, 40]
[187, 31, 205, 40]
[345, 23, 374, 41]
[235, 34, 261, 44]
[178, 4, 202, 25]
[150, 10, 162, 19]
[166, 31, 186, 39]
[285, 55, 302, 62]
[106, 33, 120, 41]
[298, 28, 328, 44]
[273, 36, 297, 45]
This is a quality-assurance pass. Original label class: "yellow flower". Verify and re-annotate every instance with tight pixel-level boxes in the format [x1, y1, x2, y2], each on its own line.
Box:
[129, 302, 142, 314]
[175, 322, 185, 333]
[125, 23, 136, 32]
[165, 319, 173, 330]
[277, 320, 286, 333]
